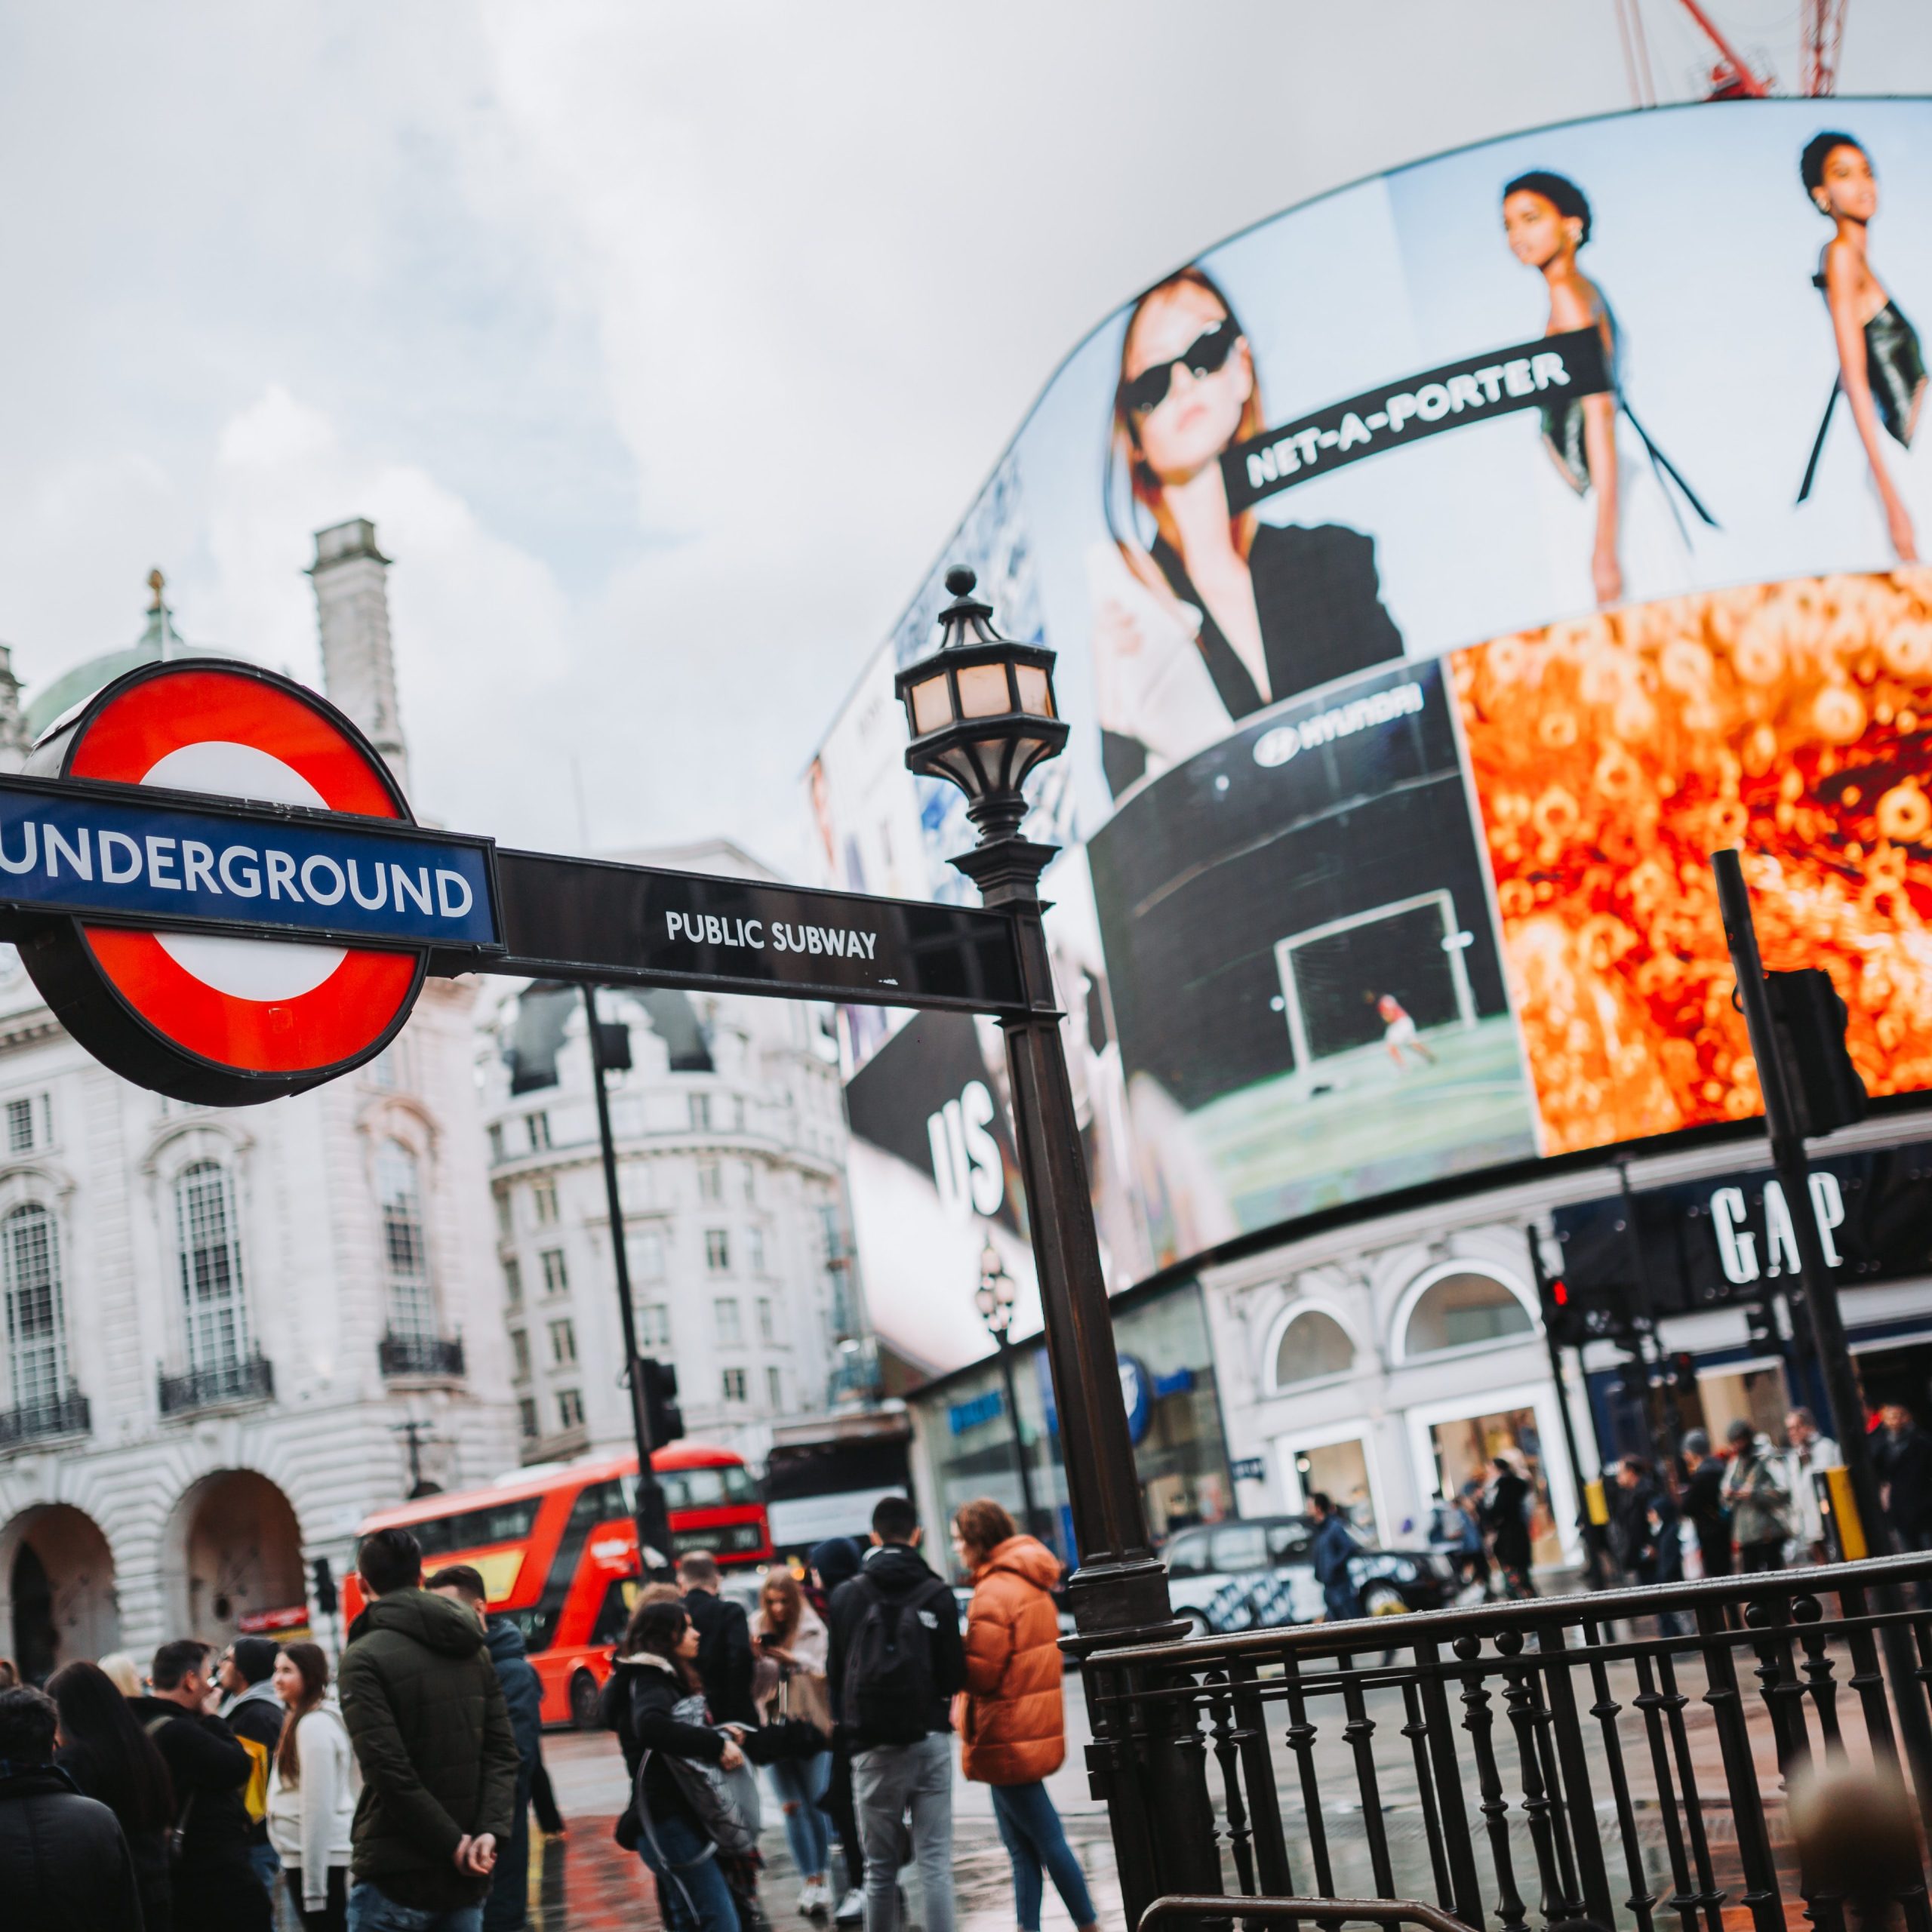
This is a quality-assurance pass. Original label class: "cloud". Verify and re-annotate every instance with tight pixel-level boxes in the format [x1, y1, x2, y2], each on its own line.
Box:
[204, 386, 577, 844]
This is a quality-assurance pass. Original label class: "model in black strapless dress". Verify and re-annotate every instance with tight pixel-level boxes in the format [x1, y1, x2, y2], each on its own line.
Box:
[1797, 276, 1927, 500]
[1537, 294, 1716, 531]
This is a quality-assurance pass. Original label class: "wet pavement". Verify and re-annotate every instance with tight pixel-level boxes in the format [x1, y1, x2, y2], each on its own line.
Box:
[521, 1712, 1120, 1932]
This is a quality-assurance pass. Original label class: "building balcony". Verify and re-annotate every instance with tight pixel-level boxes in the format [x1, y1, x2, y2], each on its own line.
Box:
[0, 1387, 91, 1453]
[158, 1352, 275, 1417]
[378, 1331, 466, 1380]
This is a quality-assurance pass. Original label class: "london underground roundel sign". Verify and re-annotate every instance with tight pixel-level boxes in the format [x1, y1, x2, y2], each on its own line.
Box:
[10, 660, 494, 1106]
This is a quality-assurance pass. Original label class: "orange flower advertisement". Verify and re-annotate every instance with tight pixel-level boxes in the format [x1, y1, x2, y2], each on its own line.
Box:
[1453, 570, 1932, 1157]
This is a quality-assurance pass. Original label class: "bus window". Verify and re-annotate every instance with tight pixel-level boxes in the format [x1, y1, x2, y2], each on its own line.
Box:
[568, 1478, 628, 1530]
[658, 1465, 759, 1510]
[592, 1578, 640, 1648]
[405, 1497, 541, 1558]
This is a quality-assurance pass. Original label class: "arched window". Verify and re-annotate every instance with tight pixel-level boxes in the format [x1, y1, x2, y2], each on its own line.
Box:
[2, 1203, 65, 1411]
[175, 1161, 248, 1372]
[1401, 1268, 1534, 1358]
[1271, 1306, 1356, 1391]
[377, 1141, 435, 1339]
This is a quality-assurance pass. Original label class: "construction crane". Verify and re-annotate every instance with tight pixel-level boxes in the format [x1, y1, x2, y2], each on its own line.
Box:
[1664, 0, 1850, 100]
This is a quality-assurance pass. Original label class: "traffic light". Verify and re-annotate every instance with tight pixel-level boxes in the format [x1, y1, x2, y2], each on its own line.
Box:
[312, 1556, 337, 1617]
[595, 1020, 632, 1071]
[1764, 968, 1867, 1137]
[638, 1356, 683, 1447]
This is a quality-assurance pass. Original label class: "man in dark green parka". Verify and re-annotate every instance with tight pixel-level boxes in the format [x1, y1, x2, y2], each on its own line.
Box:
[339, 1524, 521, 1930]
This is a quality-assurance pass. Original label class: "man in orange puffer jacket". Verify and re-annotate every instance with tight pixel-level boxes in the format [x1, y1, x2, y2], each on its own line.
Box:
[953, 1500, 1099, 1932]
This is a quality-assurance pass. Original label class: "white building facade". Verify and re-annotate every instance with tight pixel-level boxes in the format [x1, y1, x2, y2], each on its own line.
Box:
[0, 526, 518, 1676]
[478, 906, 863, 1467]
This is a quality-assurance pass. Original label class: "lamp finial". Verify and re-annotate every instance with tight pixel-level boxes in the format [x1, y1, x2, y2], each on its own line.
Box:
[944, 565, 977, 598]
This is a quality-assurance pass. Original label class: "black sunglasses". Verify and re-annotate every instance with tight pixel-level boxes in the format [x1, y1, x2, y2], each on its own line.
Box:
[1119, 319, 1239, 417]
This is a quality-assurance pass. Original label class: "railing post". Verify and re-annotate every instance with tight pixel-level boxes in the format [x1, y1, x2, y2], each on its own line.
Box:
[1696, 1596, 1786, 1932]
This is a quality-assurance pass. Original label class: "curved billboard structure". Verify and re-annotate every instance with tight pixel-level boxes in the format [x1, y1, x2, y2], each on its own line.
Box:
[811, 98, 1932, 1312]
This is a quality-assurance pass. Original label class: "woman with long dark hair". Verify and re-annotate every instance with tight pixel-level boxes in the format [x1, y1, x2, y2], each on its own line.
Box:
[265, 1642, 354, 1930]
[48, 1657, 177, 1932]
[1501, 168, 1710, 612]
[609, 1598, 748, 1932]
[1798, 131, 1927, 561]
[1091, 265, 1404, 795]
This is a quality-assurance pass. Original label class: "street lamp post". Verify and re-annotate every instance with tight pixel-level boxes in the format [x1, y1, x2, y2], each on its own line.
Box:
[897, 572, 1215, 1918]
[896, 569, 1175, 1643]
[975, 1240, 1041, 1540]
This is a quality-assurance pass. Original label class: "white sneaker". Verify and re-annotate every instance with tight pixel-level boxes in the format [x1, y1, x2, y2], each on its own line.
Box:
[834, 1888, 864, 1924]
[799, 1880, 829, 1915]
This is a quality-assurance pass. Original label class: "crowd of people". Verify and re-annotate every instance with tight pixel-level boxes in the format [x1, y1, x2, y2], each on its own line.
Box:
[601, 1496, 1094, 1932]
[0, 1491, 1097, 1932]
[1600, 1401, 1932, 1600]
[0, 1531, 551, 1932]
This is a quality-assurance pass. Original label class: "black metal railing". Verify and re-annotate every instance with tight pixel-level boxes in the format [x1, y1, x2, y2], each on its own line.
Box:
[377, 1331, 465, 1379]
[1081, 1552, 1932, 1932]
[157, 1351, 274, 1416]
[0, 1386, 90, 1450]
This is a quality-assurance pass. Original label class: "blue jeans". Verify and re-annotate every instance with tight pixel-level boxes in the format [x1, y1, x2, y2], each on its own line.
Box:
[345, 1882, 484, 1932]
[769, 1749, 832, 1878]
[635, 1810, 739, 1932]
[989, 1781, 1095, 1932]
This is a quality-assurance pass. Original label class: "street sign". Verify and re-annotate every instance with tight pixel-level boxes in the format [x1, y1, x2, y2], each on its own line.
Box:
[0, 659, 1027, 1106]
[11, 660, 471, 1105]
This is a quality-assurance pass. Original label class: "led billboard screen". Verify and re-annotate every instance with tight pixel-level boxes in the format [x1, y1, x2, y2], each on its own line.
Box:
[810, 99, 1932, 1290]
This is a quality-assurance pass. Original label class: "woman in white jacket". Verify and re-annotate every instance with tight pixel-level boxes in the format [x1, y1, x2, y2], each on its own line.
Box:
[266, 1641, 357, 1930]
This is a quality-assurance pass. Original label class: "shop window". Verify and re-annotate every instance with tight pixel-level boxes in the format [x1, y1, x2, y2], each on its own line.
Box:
[1401, 1267, 1534, 1358]
[1269, 1306, 1356, 1390]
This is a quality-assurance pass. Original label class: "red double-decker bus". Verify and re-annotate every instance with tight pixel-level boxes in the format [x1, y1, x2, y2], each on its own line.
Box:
[346, 1442, 770, 1727]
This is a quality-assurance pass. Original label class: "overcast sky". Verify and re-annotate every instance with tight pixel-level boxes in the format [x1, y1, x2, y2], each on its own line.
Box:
[2, 2, 1928, 871]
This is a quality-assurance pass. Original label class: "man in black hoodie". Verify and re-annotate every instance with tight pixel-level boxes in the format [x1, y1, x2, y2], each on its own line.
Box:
[826, 1496, 964, 1932]
[132, 1638, 271, 1931]
[678, 1549, 757, 1725]
[0, 1684, 144, 1932]
[340, 1526, 521, 1930]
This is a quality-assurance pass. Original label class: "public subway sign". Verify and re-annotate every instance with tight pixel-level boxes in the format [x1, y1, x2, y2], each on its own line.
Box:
[0, 660, 1026, 1107]
[1550, 1138, 1932, 1328]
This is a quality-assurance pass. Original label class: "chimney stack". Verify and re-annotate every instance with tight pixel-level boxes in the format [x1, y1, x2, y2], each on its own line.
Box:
[309, 518, 408, 795]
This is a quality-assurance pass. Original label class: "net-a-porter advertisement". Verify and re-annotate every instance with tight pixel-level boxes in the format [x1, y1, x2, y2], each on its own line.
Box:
[809, 98, 1932, 1309]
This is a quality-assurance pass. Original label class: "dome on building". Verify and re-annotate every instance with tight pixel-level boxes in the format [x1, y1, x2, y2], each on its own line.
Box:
[24, 569, 245, 741]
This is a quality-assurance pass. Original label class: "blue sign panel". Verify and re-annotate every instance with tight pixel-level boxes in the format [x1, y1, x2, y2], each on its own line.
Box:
[0, 777, 498, 951]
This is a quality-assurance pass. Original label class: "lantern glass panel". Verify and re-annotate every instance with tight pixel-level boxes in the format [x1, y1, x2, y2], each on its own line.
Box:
[955, 661, 1013, 720]
[909, 673, 955, 736]
[1014, 663, 1054, 718]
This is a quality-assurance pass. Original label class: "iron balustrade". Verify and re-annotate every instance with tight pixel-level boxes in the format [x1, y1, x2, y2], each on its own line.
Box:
[377, 1331, 466, 1379]
[156, 1351, 274, 1416]
[1080, 1552, 1932, 1932]
[0, 1386, 90, 1450]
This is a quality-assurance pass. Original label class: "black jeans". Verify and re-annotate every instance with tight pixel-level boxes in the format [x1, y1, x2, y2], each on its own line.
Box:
[284, 1866, 349, 1931]
[1740, 1540, 1786, 1574]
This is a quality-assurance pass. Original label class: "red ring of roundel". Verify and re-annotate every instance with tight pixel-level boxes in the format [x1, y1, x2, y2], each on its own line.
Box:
[64, 667, 417, 1076]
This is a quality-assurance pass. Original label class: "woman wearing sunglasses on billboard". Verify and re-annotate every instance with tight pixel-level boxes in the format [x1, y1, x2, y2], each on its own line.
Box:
[1797, 131, 1927, 564]
[1501, 170, 1712, 614]
[1088, 266, 1404, 799]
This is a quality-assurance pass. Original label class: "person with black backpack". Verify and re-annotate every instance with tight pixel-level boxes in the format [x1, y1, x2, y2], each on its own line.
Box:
[825, 1496, 964, 1932]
